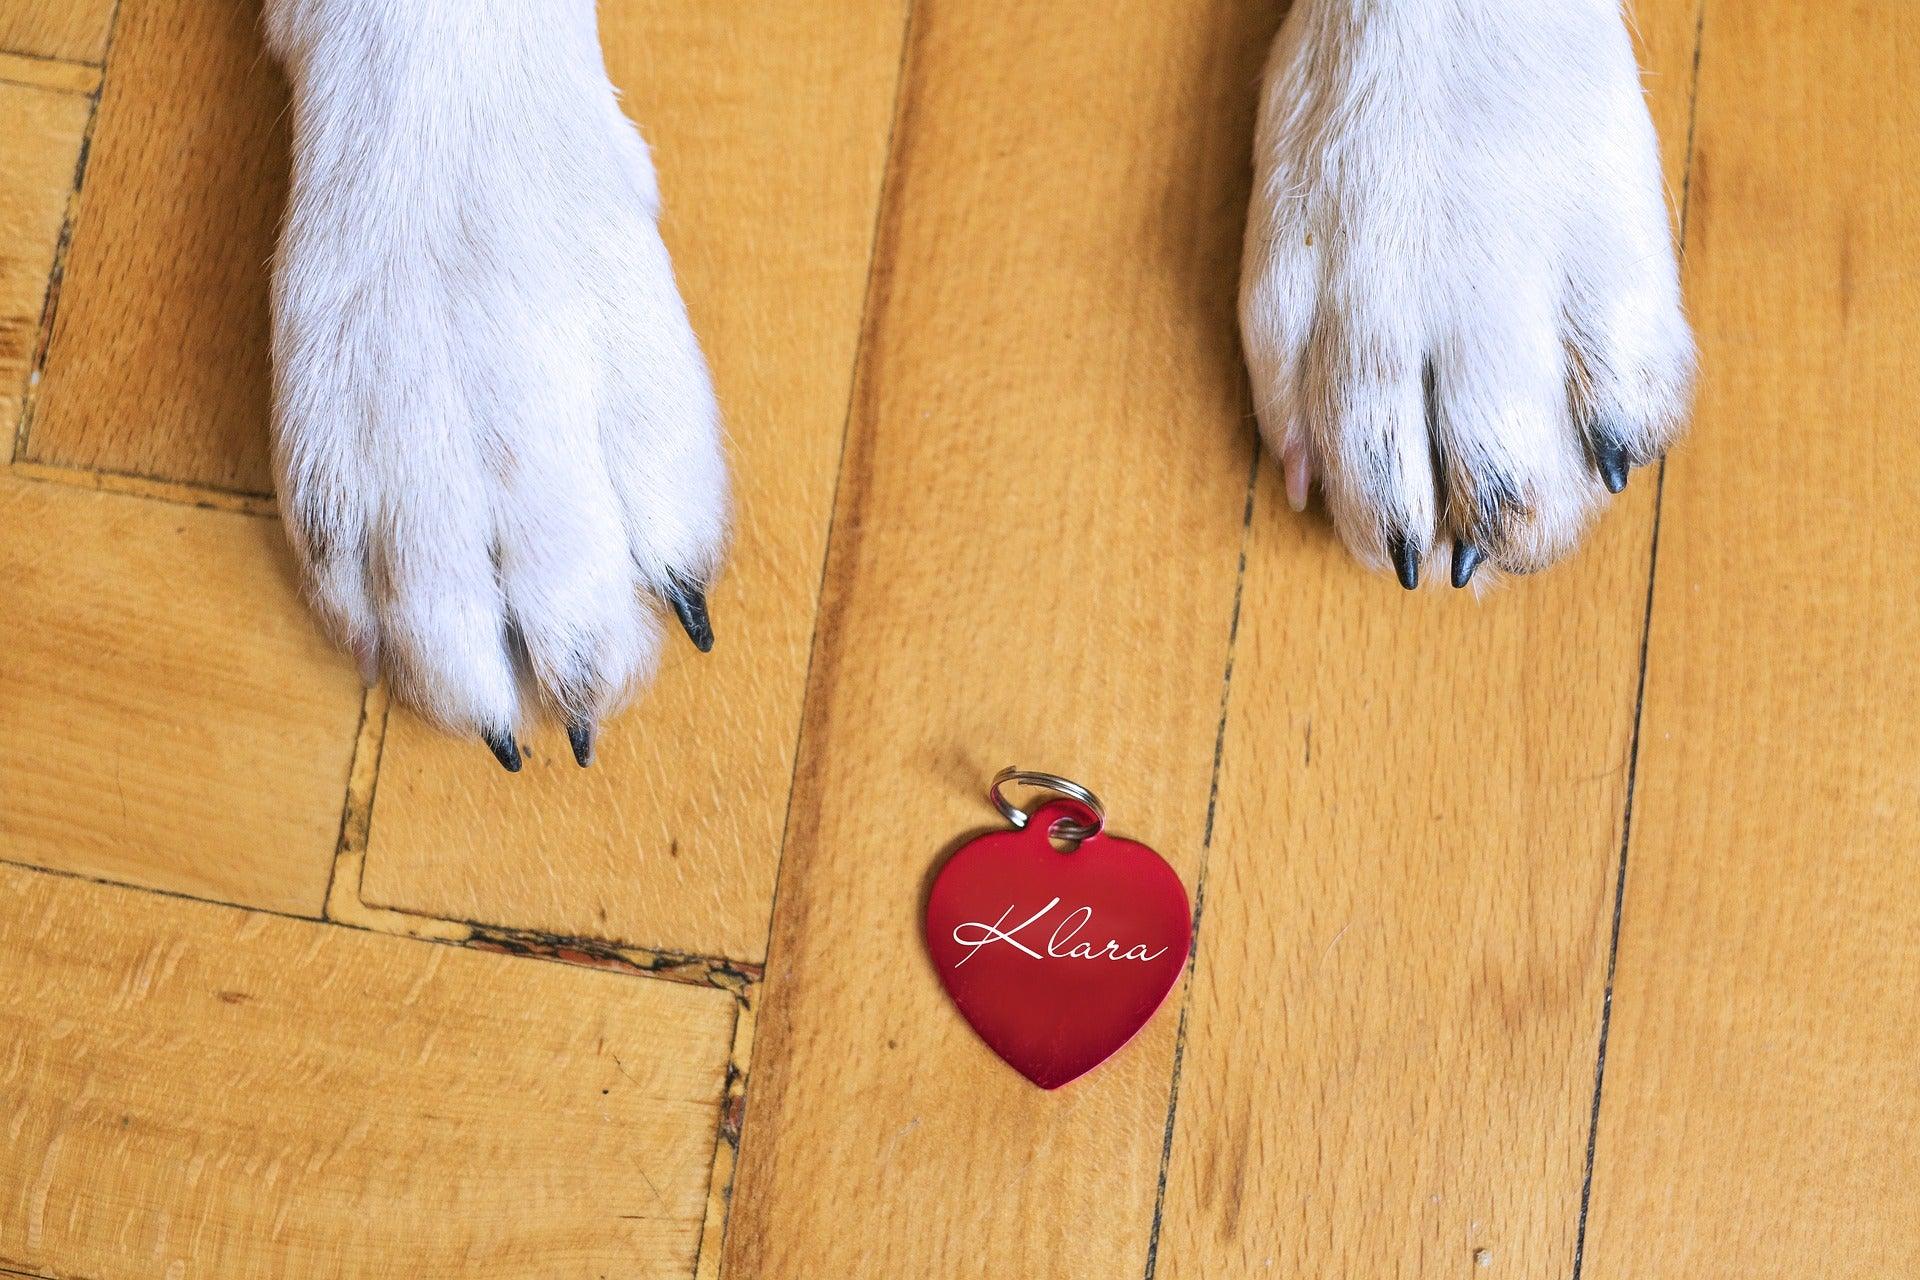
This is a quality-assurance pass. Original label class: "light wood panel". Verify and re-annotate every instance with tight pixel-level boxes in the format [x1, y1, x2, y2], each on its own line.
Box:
[0, 0, 114, 64]
[359, 0, 911, 964]
[1150, 3, 1702, 1274]
[0, 80, 87, 441]
[0, 475, 360, 914]
[1154, 498, 1652, 1279]
[722, 2, 1275, 1274]
[1582, 3, 1920, 1275]
[0, 862, 736, 1279]
[0, 48, 100, 94]
[21, 0, 286, 491]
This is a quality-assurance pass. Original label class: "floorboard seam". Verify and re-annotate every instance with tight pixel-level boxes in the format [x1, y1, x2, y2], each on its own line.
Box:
[317, 678, 387, 918]
[1569, 6, 1707, 1276]
[0, 69, 98, 96]
[701, 6, 919, 1271]
[691, 996, 758, 1280]
[1568, 461, 1668, 1280]
[4, 458, 276, 513]
[1142, 429, 1260, 1280]
[8, 0, 120, 468]
[0, 1261, 65, 1280]
[0, 44, 105, 69]
[321, 666, 761, 994]
[750, 0, 921, 992]
[0, 854, 321, 926]
[0, 850, 762, 989]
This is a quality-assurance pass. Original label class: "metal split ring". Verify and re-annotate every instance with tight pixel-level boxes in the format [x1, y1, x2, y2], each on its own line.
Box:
[988, 767, 1105, 842]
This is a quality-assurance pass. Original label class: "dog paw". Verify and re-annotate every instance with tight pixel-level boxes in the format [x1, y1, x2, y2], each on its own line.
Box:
[1239, 0, 1695, 588]
[266, 11, 726, 765]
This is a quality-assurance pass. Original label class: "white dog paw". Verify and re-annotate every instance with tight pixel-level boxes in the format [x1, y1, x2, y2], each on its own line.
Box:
[1240, 0, 1695, 588]
[265, 7, 726, 766]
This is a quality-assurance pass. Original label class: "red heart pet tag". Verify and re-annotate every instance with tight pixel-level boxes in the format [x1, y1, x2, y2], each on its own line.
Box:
[926, 782, 1191, 1089]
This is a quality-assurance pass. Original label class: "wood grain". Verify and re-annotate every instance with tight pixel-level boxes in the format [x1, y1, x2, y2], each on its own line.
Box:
[721, 2, 1275, 1274]
[0, 81, 87, 443]
[2, 0, 1912, 1274]
[0, 0, 114, 64]
[1154, 497, 1654, 1279]
[1582, 2, 1920, 1275]
[1149, 3, 1702, 1274]
[0, 862, 736, 1279]
[21, 0, 287, 492]
[356, 0, 911, 964]
[0, 48, 100, 94]
[0, 475, 361, 915]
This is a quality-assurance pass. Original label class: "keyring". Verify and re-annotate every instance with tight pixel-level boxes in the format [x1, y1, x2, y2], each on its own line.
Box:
[988, 767, 1105, 842]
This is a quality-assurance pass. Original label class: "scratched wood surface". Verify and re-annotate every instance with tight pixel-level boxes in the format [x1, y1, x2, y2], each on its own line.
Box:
[1, 0, 1915, 1276]
[0, 863, 736, 1279]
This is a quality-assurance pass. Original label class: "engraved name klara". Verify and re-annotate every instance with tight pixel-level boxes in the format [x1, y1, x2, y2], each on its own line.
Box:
[949, 897, 1170, 967]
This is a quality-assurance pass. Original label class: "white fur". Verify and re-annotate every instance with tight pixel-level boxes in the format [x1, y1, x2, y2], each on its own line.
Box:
[263, 0, 727, 742]
[261, 0, 1690, 748]
[1241, 0, 1695, 582]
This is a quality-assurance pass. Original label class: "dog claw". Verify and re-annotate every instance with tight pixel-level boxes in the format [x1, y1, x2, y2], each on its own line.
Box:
[1594, 440, 1630, 494]
[567, 719, 595, 768]
[484, 729, 522, 773]
[665, 576, 714, 653]
[1451, 541, 1485, 589]
[1281, 440, 1312, 513]
[1389, 533, 1421, 590]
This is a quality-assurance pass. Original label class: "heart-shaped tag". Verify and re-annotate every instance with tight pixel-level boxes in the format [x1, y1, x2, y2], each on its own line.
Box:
[926, 797, 1191, 1089]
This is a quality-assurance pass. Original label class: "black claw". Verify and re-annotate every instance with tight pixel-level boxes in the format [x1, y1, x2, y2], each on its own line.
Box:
[1451, 541, 1486, 589]
[665, 575, 714, 653]
[1388, 534, 1421, 591]
[1594, 440, 1631, 494]
[567, 719, 595, 768]
[484, 729, 522, 773]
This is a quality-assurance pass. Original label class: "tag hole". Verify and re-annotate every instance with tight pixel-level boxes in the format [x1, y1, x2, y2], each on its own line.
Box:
[1047, 820, 1084, 854]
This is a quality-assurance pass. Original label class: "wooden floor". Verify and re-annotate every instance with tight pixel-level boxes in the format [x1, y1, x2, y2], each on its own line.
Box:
[2, 0, 1915, 1275]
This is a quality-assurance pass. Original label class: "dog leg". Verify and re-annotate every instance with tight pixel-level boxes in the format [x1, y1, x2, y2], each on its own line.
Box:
[263, 0, 727, 767]
[1240, 0, 1694, 587]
